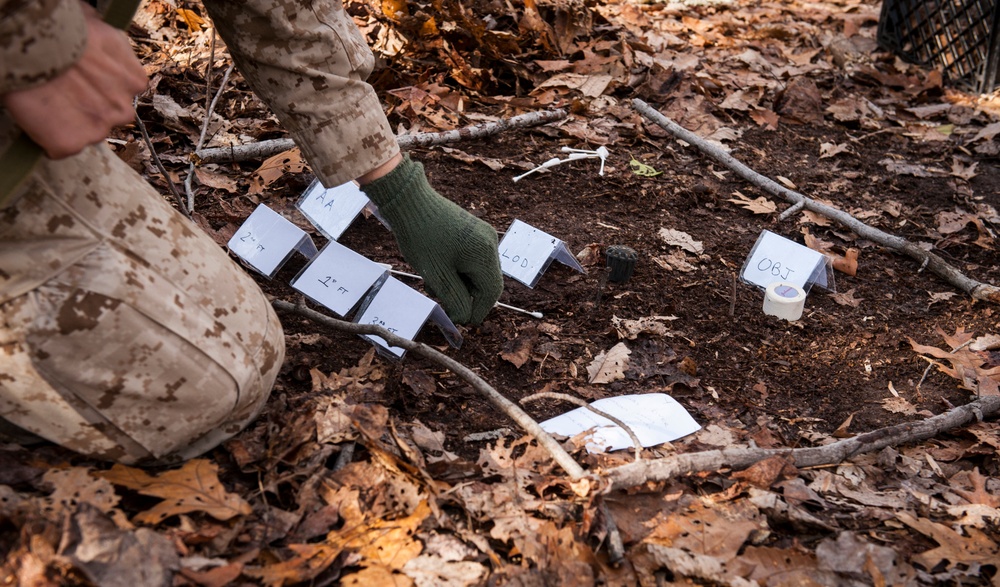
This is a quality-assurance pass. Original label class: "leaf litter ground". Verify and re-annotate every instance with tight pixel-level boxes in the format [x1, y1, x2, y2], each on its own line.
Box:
[3, 0, 1000, 585]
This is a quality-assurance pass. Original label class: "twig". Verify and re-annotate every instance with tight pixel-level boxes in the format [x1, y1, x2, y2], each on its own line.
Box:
[463, 428, 513, 443]
[594, 266, 611, 308]
[333, 441, 355, 471]
[632, 98, 1000, 304]
[194, 109, 568, 164]
[184, 29, 217, 212]
[729, 272, 737, 316]
[271, 299, 587, 480]
[184, 61, 235, 212]
[605, 394, 1000, 491]
[598, 498, 626, 566]
[133, 98, 188, 216]
[777, 200, 805, 222]
[520, 391, 643, 462]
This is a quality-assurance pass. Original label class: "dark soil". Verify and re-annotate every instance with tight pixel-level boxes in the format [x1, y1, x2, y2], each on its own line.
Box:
[243, 119, 1000, 461]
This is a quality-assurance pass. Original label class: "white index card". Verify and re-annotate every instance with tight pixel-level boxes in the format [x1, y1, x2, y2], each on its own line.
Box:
[296, 179, 372, 240]
[540, 393, 701, 453]
[354, 277, 438, 358]
[227, 204, 316, 278]
[740, 230, 834, 292]
[498, 219, 586, 288]
[291, 241, 388, 317]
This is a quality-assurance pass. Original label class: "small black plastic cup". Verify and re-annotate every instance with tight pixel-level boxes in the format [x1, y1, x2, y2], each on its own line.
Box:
[606, 245, 638, 283]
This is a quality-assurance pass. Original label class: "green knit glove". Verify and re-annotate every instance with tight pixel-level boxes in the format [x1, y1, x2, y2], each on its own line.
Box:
[361, 155, 503, 324]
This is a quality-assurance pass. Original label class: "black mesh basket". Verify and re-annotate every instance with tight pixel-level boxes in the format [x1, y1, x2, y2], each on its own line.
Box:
[877, 0, 1000, 93]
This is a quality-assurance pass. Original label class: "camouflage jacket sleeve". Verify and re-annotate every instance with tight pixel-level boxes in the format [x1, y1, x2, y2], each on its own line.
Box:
[0, 0, 88, 94]
[202, 0, 399, 187]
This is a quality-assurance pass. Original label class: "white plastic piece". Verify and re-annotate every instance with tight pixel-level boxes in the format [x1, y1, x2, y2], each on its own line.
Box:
[376, 262, 422, 280]
[513, 157, 562, 182]
[495, 301, 543, 319]
[763, 282, 806, 321]
[596, 146, 609, 176]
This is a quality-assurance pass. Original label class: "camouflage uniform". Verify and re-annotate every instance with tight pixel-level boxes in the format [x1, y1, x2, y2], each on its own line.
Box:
[0, 0, 399, 463]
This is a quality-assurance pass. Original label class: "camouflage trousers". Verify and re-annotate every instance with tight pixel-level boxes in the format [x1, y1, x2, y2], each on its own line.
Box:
[0, 145, 284, 464]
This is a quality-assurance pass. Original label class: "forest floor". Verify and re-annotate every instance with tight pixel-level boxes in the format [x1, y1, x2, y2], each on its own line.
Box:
[3, 0, 1000, 585]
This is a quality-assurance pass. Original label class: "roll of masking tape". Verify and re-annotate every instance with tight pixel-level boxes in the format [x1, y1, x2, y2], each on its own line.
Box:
[763, 282, 806, 321]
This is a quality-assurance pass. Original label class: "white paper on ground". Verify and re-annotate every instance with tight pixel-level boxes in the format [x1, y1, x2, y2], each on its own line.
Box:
[540, 393, 701, 453]
[227, 204, 317, 278]
[740, 230, 834, 292]
[296, 179, 371, 241]
[291, 240, 388, 317]
[498, 219, 586, 288]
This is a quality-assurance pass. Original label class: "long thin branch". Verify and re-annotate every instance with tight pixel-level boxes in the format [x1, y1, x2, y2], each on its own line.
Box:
[194, 109, 568, 164]
[184, 62, 235, 213]
[271, 299, 586, 480]
[632, 98, 1000, 304]
[520, 391, 643, 462]
[133, 99, 188, 217]
[605, 394, 1000, 491]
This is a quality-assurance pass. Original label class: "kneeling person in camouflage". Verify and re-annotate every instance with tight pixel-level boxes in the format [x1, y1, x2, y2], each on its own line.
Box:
[0, 0, 503, 464]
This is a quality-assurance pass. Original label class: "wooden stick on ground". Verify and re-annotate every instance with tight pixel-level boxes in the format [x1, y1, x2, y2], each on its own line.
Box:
[195, 109, 568, 164]
[605, 394, 1000, 491]
[632, 98, 1000, 304]
[271, 299, 587, 481]
[185, 62, 235, 213]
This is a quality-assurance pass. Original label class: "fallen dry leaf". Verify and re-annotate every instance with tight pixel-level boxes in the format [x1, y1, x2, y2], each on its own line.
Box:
[819, 141, 852, 158]
[97, 460, 252, 524]
[658, 228, 704, 254]
[250, 148, 307, 195]
[832, 413, 855, 438]
[881, 396, 918, 415]
[897, 512, 1000, 570]
[40, 468, 131, 529]
[60, 503, 179, 587]
[500, 328, 538, 368]
[440, 146, 505, 171]
[879, 157, 943, 177]
[611, 315, 677, 340]
[970, 334, 1000, 352]
[729, 545, 822, 585]
[936, 210, 977, 235]
[802, 228, 859, 275]
[402, 556, 487, 587]
[949, 158, 978, 180]
[950, 468, 1000, 508]
[644, 501, 765, 561]
[244, 543, 339, 587]
[586, 342, 631, 384]
[731, 456, 797, 489]
[829, 288, 862, 307]
[749, 108, 779, 129]
[651, 251, 698, 272]
[909, 329, 1000, 396]
[574, 243, 602, 266]
[176, 7, 206, 31]
[727, 191, 776, 214]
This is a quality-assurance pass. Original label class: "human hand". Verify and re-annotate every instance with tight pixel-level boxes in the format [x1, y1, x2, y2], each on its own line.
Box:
[1, 4, 148, 159]
[361, 156, 504, 324]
